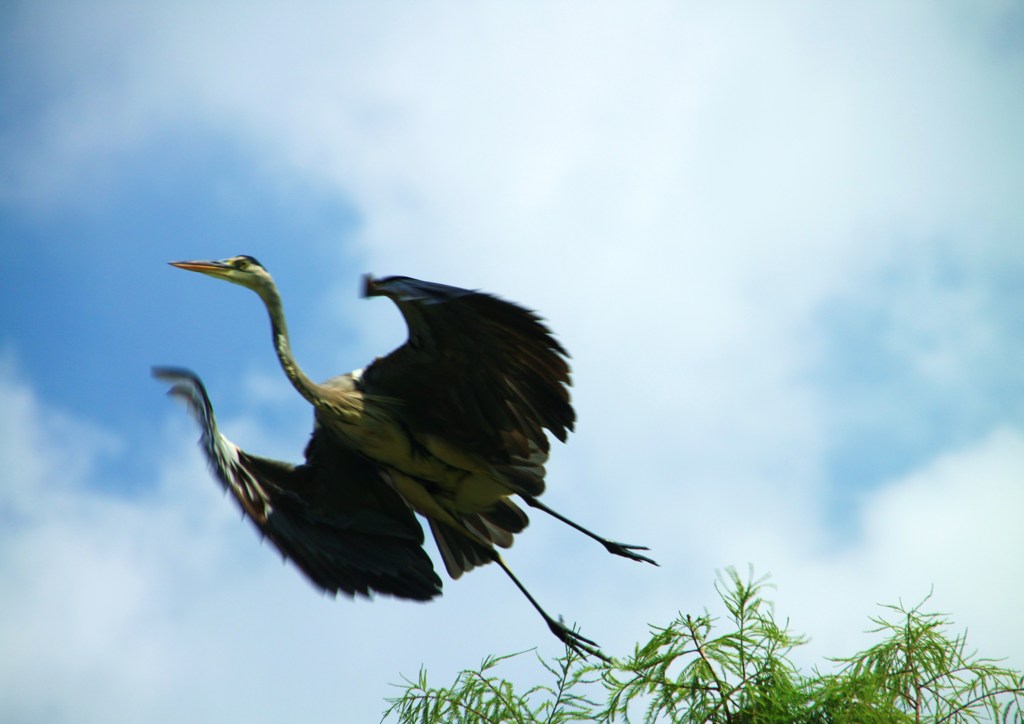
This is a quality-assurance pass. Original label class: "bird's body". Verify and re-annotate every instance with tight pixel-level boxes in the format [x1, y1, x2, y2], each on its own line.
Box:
[161, 256, 654, 659]
[318, 375, 494, 497]
[308, 372, 525, 562]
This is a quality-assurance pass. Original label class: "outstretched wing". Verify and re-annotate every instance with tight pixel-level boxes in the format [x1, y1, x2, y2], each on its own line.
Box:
[360, 275, 574, 488]
[153, 367, 442, 601]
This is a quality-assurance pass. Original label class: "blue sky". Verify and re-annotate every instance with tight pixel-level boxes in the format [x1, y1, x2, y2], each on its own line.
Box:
[2, 2, 1024, 721]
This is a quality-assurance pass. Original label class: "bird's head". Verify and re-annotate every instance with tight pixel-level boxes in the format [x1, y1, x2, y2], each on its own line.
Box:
[169, 255, 275, 297]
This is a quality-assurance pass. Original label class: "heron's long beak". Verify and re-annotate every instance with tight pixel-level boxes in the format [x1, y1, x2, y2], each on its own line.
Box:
[169, 259, 232, 277]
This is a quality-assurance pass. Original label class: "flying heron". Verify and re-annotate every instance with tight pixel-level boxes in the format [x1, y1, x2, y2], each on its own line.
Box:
[163, 255, 655, 659]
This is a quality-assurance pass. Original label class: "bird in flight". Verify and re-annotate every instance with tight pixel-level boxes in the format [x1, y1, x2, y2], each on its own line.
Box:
[160, 255, 655, 659]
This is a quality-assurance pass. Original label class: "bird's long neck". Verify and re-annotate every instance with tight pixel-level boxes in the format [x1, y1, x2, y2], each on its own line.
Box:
[257, 283, 322, 407]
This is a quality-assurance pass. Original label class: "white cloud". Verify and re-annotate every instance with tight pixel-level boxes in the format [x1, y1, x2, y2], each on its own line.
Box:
[777, 428, 1024, 669]
[2, 1, 1023, 720]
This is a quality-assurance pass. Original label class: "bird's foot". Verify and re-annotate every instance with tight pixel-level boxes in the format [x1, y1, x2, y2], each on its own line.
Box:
[547, 616, 610, 663]
[603, 540, 659, 566]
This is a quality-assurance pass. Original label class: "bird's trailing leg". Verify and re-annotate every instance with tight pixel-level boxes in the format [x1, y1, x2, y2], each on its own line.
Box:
[521, 495, 658, 566]
[488, 550, 610, 663]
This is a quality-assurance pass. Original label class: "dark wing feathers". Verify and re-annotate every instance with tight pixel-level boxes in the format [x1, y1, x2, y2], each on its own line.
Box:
[237, 436, 442, 601]
[361, 275, 574, 463]
[154, 367, 442, 602]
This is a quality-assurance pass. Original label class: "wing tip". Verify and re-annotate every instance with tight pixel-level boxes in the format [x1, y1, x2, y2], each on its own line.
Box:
[361, 273, 376, 298]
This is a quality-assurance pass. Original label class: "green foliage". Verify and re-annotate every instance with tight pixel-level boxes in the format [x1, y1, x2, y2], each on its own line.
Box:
[815, 595, 1024, 723]
[383, 649, 600, 723]
[382, 568, 1023, 723]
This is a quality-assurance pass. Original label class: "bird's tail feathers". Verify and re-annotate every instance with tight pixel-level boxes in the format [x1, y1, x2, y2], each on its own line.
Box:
[429, 498, 529, 578]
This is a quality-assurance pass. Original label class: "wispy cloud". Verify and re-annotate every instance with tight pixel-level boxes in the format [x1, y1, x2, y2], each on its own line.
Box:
[1, 2, 1022, 721]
